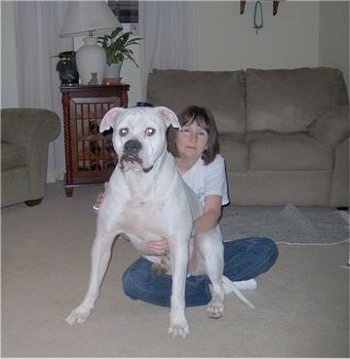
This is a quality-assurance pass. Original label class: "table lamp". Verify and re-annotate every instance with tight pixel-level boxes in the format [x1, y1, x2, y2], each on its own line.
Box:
[60, 1, 121, 85]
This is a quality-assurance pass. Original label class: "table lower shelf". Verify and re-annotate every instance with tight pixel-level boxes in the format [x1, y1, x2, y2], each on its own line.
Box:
[64, 172, 113, 197]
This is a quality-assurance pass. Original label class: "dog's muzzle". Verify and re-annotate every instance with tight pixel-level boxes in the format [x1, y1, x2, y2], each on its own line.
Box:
[120, 139, 153, 173]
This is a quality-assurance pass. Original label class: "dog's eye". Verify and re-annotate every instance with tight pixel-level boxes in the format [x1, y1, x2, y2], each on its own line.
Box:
[119, 128, 129, 137]
[145, 127, 156, 136]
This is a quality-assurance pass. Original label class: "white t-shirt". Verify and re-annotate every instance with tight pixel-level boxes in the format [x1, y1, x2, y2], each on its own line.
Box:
[180, 154, 230, 207]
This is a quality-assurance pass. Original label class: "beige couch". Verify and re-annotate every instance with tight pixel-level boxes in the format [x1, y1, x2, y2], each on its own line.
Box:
[1, 108, 61, 207]
[146, 67, 349, 206]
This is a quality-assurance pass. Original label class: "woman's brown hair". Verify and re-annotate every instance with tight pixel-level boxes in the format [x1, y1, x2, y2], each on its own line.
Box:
[167, 105, 220, 165]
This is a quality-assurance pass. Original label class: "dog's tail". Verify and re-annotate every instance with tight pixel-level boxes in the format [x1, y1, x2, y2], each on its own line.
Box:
[222, 276, 256, 309]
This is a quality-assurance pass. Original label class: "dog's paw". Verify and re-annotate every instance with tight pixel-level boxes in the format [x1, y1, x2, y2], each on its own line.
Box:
[168, 322, 189, 338]
[65, 307, 92, 325]
[207, 300, 224, 319]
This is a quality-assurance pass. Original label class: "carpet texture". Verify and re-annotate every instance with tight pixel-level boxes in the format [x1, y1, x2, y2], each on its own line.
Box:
[221, 203, 349, 244]
[1, 182, 349, 357]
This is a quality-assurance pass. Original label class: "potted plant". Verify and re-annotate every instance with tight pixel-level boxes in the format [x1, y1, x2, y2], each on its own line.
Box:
[98, 27, 143, 84]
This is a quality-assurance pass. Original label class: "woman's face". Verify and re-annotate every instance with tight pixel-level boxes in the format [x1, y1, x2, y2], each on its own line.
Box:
[175, 121, 209, 161]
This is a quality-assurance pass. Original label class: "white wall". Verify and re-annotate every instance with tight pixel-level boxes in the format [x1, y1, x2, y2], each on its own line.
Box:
[1, 2, 19, 107]
[197, 1, 320, 71]
[319, 1, 349, 92]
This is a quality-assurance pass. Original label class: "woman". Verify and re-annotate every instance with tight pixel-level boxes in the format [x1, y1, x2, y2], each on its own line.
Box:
[96, 105, 278, 307]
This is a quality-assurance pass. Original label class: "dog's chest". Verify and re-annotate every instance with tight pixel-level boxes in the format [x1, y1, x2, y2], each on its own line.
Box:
[119, 197, 169, 234]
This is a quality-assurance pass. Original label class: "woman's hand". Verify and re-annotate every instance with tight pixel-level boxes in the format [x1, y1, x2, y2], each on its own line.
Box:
[147, 237, 170, 256]
[93, 192, 105, 211]
[93, 182, 108, 212]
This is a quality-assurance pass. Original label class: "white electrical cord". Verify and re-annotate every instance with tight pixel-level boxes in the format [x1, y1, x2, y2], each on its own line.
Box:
[276, 238, 349, 246]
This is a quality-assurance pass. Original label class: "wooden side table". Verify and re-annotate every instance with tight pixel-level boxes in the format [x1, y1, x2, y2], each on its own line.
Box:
[60, 84, 129, 197]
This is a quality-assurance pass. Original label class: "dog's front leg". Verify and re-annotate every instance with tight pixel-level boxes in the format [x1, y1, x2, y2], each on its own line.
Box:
[168, 240, 189, 338]
[65, 233, 115, 325]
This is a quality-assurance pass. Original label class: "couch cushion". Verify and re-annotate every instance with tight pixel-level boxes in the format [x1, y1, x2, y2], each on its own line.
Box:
[308, 105, 349, 146]
[219, 132, 248, 172]
[246, 131, 334, 170]
[1, 141, 27, 170]
[147, 69, 246, 133]
[246, 67, 348, 133]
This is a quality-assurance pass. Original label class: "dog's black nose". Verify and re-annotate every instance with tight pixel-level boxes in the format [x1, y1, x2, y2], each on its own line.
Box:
[124, 139, 142, 154]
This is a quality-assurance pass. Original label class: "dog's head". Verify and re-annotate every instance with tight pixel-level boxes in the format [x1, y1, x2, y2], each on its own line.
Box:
[100, 106, 180, 173]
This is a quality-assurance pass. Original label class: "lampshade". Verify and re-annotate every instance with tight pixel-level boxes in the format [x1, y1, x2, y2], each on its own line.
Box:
[60, 1, 121, 85]
[60, 1, 120, 38]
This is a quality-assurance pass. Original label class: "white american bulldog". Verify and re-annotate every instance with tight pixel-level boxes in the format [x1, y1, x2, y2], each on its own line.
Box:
[65, 106, 225, 338]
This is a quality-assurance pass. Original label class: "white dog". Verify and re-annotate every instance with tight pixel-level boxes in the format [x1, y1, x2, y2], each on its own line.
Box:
[65, 106, 226, 338]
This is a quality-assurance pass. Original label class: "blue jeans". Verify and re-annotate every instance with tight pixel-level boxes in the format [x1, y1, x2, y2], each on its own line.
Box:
[122, 237, 278, 307]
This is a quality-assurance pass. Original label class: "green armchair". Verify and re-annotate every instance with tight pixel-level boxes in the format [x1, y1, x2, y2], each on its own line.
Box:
[1, 108, 61, 207]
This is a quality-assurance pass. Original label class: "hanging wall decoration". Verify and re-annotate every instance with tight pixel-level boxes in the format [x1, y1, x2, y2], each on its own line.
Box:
[253, 1, 263, 34]
[240, 0, 280, 16]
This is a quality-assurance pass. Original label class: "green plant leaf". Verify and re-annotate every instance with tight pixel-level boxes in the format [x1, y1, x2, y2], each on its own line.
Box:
[97, 26, 143, 67]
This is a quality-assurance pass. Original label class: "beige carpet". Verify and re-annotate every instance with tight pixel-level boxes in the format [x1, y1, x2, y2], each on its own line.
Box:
[1, 182, 349, 358]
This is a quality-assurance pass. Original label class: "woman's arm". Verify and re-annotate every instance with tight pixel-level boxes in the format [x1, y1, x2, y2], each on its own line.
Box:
[193, 195, 222, 235]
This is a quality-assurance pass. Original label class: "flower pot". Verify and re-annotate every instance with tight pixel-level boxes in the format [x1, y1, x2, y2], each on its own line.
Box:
[103, 63, 122, 85]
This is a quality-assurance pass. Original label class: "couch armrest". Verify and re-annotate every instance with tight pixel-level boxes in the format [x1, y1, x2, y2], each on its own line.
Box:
[330, 136, 350, 206]
[1, 108, 61, 198]
[307, 105, 349, 146]
[1, 108, 61, 149]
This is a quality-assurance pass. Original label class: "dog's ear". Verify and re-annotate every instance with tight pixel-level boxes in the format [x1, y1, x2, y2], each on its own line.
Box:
[155, 107, 181, 129]
[100, 107, 125, 132]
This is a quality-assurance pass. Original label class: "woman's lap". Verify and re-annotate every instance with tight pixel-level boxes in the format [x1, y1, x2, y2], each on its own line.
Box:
[122, 237, 278, 307]
[223, 237, 279, 280]
[123, 258, 212, 307]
